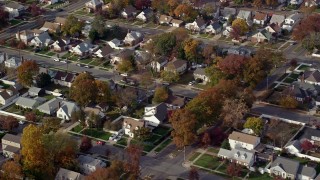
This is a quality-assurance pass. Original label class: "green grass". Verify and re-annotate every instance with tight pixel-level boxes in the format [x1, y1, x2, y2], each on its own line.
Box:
[154, 138, 172, 153]
[89, 60, 102, 66]
[188, 152, 201, 162]
[46, 52, 56, 56]
[0, 82, 11, 89]
[144, 22, 158, 28]
[248, 172, 273, 180]
[61, 52, 72, 59]
[216, 163, 227, 173]
[80, 58, 92, 64]
[4, 105, 23, 115]
[194, 154, 221, 170]
[42, 94, 55, 100]
[116, 137, 128, 146]
[283, 77, 296, 83]
[297, 64, 310, 71]
[153, 126, 171, 136]
[143, 144, 156, 152]
[199, 34, 209, 38]
[207, 147, 219, 154]
[9, 19, 22, 26]
[106, 110, 121, 121]
[82, 129, 112, 140]
[146, 134, 162, 143]
[0, 132, 6, 139]
[71, 125, 84, 133]
[289, 73, 299, 79]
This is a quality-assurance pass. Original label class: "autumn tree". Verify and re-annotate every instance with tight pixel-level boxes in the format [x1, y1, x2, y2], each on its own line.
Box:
[117, 59, 134, 73]
[80, 136, 92, 152]
[17, 60, 39, 87]
[227, 163, 242, 178]
[201, 132, 211, 148]
[184, 39, 201, 62]
[301, 32, 320, 52]
[244, 117, 264, 135]
[62, 15, 84, 37]
[140, 71, 153, 90]
[1, 159, 23, 180]
[205, 63, 226, 86]
[70, 73, 97, 107]
[279, 96, 298, 109]
[189, 167, 199, 180]
[91, 15, 107, 38]
[25, 112, 37, 122]
[30, 3, 43, 16]
[125, 144, 142, 179]
[71, 109, 86, 124]
[17, 41, 26, 49]
[160, 70, 180, 82]
[301, 140, 313, 153]
[87, 160, 126, 179]
[153, 87, 169, 103]
[0, 8, 9, 28]
[292, 14, 320, 41]
[220, 98, 249, 129]
[135, 0, 151, 10]
[202, 44, 216, 64]
[169, 109, 197, 148]
[36, 72, 52, 88]
[253, 0, 263, 9]
[134, 127, 151, 142]
[265, 0, 278, 7]
[174, 4, 197, 22]
[41, 117, 61, 133]
[232, 18, 249, 35]
[217, 54, 247, 78]
[151, 0, 169, 14]
[114, 88, 137, 108]
[0, 116, 18, 131]
[95, 80, 111, 103]
[230, 25, 242, 40]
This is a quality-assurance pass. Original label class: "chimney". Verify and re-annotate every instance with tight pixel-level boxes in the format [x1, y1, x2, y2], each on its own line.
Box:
[21, 56, 24, 63]
[58, 101, 61, 109]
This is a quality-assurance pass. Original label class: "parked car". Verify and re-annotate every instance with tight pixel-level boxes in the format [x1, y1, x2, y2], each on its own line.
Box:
[96, 141, 105, 145]
[113, 136, 121, 142]
[60, 60, 67, 63]
[53, 58, 60, 62]
[188, 81, 195, 86]
[120, 73, 128, 77]
[76, 63, 82, 67]
[19, 121, 25, 125]
[84, 65, 91, 68]
[119, 130, 124, 136]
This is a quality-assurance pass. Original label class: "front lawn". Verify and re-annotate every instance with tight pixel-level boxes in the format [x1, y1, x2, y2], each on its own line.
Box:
[145, 134, 162, 143]
[80, 58, 92, 64]
[81, 129, 112, 141]
[207, 147, 219, 154]
[4, 104, 23, 115]
[153, 126, 171, 136]
[188, 152, 201, 162]
[116, 137, 128, 146]
[71, 124, 84, 133]
[46, 52, 56, 56]
[154, 138, 172, 153]
[248, 172, 273, 180]
[9, 19, 22, 26]
[283, 77, 296, 83]
[297, 64, 310, 71]
[194, 154, 221, 170]
[41, 93, 55, 100]
[106, 109, 121, 121]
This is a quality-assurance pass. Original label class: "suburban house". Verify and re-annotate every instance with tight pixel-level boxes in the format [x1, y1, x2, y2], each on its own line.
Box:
[15, 30, 36, 44]
[29, 32, 53, 47]
[171, 19, 184, 27]
[164, 58, 187, 74]
[304, 0, 320, 6]
[204, 21, 222, 34]
[51, 38, 70, 52]
[70, 41, 96, 56]
[121, 5, 138, 19]
[269, 156, 316, 180]
[95, 102, 109, 112]
[265, 23, 282, 36]
[218, 147, 255, 168]
[78, 155, 106, 175]
[290, 0, 304, 5]
[5, 56, 21, 68]
[28, 87, 43, 97]
[111, 49, 134, 64]
[3, 2, 25, 19]
[237, 10, 252, 23]
[0, 87, 19, 105]
[283, 84, 312, 103]
[294, 126, 320, 146]
[185, 18, 207, 32]
[165, 95, 186, 110]
[269, 14, 285, 26]
[143, 102, 168, 127]
[253, 12, 268, 25]
[107, 38, 122, 49]
[55, 17, 67, 26]
[159, 15, 173, 25]
[299, 70, 320, 85]
[55, 168, 84, 180]
[150, 56, 168, 72]
[37, 98, 63, 115]
[251, 29, 272, 43]
[223, 26, 232, 37]
[15, 96, 45, 109]
[40, 21, 61, 33]
[124, 31, 144, 46]
[285, 140, 302, 154]
[94, 44, 114, 59]
[82, 24, 92, 37]
[220, 7, 237, 20]
[134, 50, 151, 68]
[84, 107, 106, 119]
[2, 134, 21, 158]
[282, 13, 302, 31]
[85, 0, 103, 12]
[122, 116, 145, 138]
[228, 131, 261, 151]
[136, 9, 153, 22]
[194, 68, 210, 83]
[53, 71, 77, 87]
[56, 101, 79, 121]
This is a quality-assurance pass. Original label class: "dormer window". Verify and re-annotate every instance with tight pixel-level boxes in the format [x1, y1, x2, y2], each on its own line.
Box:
[234, 153, 239, 158]
[241, 154, 247, 159]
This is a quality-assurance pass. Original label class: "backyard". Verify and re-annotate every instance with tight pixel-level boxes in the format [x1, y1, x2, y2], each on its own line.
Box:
[81, 128, 112, 141]
[194, 154, 221, 170]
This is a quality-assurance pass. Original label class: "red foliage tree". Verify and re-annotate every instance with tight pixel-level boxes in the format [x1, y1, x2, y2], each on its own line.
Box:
[292, 14, 320, 41]
[0, 8, 9, 28]
[135, 0, 151, 10]
[227, 162, 242, 178]
[17, 41, 26, 49]
[125, 144, 142, 179]
[230, 26, 241, 40]
[290, 59, 298, 68]
[0, 116, 18, 131]
[217, 54, 248, 76]
[0, 39, 5, 45]
[189, 167, 199, 180]
[25, 112, 37, 122]
[9, 39, 17, 47]
[209, 127, 226, 146]
[80, 136, 92, 152]
[201, 132, 211, 148]
[301, 140, 313, 152]
[29, 3, 43, 16]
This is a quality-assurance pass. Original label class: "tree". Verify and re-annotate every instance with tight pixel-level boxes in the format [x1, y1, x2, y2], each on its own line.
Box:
[62, 15, 84, 37]
[95, 80, 111, 103]
[153, 33, 176, 56]
[41, 117, 61, 133]
[140, 71, 153, 90]
[302, 32, 320, 52]
[88, 30, 99, 42]
[125, 144, 142, 179]
[290, 59, 298, 68]
[205, 64, 226, 86]
[36, 72, 52, 88]
[230, 25, 241, 40]
[217, 54, 247, 77]
[300, 5, 317, 16]
[160, 70, 180, 82]
[220, 98, 249, 129]
[292, 14, 320, 41]
[117, 59, 134, 73]
[71, 109, 86, 125]
[0, 8, 9, 28]
[183, 39, 201, 63]
[134, 127, 151, 142]
[169, 109, 197, 149]
[1, 160, 23, 180]
[17, 41, 26, 49]
[279, 96, 298, 109]
[70, 73, 97, 107]
[265, 0, 277, 7]
[174, 4, 198, 22]
[244, 117, 264, 135]
[135, 0, 151, 10]
[301, 140, 313, 153]
[232, 18, 249, 35]
[227, 163, 242, 178]
[253, 0, 263, 9]
[91, 15, 106, 37]
[1, 116, 18, 131]
[17, 60, 39, 87]
[25, 112, 37, 122]
[189, 167, 199, 180]
[151, 0, 169, 14]
[202, 44, 216, 64]
[30, 3, 43, 16]
[201, 132, 211, 148]
[153, 87, 169, 103]
[114, 88, 137, 108]
[221, 139, 231, 150]
[80, 136, 92, 152]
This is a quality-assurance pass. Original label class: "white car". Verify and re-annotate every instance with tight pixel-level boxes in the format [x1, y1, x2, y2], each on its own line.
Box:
[53, 58, 59, 62]
[76, 63, 82, 67]
[120, 73, 128, 77]
[19, 121, 25, 125]
[113, 136, 121, 142]
[188, 81, 195, 86]
[60, 60, 67, 63]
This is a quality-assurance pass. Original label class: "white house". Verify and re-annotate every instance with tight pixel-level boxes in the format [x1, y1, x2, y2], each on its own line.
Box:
[55, 168, 84, 180]
[150, 57, 168, 72]
[71, 41, 96, 56]
[56, 101, 79, 121]
[143, 103, 167, 127]
[265, 23, 282, 36]
[0, 87, 19, 106]
[251, 29, 272, 43]
[223, 26, 232, 37]
[304, 0, 320, 6]
[30, 32, 53, 47]
[53, 71, 76, 87]
[4, 2, 25, 20]
[228, 131, 260, 151]
[122, 116, 145, 138]
[205, 21, 222, 34]
[185, 18, 207, 32]
[94, 45, 114, 58]
[193, 68, 210, 83]
[159, 15, 173, 25]
[52, 38, 70, 52]
[164, 59, 187, 74]
[2, 134, 21, 158]
[16, 30, 35, 44]
[285, 140, 302, 154]
[121, 5, 137, 19]
[290, 0, 304, 5]
[37, 98, 63, 115]
[85, 0, 103, 12]
[282, 13, 302, 32]
[253, 12, 268, 25]
[237, 10, 252, 23]
[78, 155, 106, 175]
[218, 147, 255, 168]
[136, 9, 153, 22]
[124, 31, 144, 46]
[5, 56, 21, 68]
[107, 38, 122, 49]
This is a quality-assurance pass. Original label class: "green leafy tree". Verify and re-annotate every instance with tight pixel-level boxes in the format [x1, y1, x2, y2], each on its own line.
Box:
[154, 33, 176, 56]
[160, 70, 180, 82]
[279, 96, 298, 109]
[153, 87, 169, 103]
[36, 72, 52, 88]
[117, 59, 134, 73]
[134, 127, 151, 142]
[88, 29, 99, 42]
[244, 117, 264, 135]
[221, 139, 231, 150]
[91, 15, 106, 37]
[62, 15, 84, 37]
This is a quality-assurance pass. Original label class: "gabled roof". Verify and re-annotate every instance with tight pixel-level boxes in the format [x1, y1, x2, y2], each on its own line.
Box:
[37, 98, 63, 113]
[166, 95, 185, 108]
[237, 10, 251, 19]
[286, 140, 301, 151]
[270, 156, 300, 176]
[123, 116, 145, 132]
[267, 23, 282, 33]
[96, 44, 114, 57]
[207, 21, 221, 30]
[270, 14, 285, 25]
[144, 102, 167, 122]
[41, 22, 60, 31]
[221, 7, 237, 17]
[2, 133, 21, 144]
[159, 15, 173, 23]
[16, 97, 39, 108]
[298, 165, 317, 178]
[166, 59, 187, 69]
[195, 18, 206, 27]
[6, 56, 21, 66]
[86, 0, 102, 6]
[286, 13, 302, 21]
[304, 70, 320, 83]
[54, 71, 76, 83]
[74, 41, 94, 52]
[5, 2, 24, 9]
[228, 131, 260, 145]
[55, 168, 84, 180]
[109, 38, 121, 46]
[297, 126, 320, 141]
[55, 17, 67, 25]
[123, 5, 137, 15]
[254, 12, 267, 20]
[194, 68, 206, 76]
[59, 101, 78, 116]
[171, 19, 183, 25]
[114, 49, 134, 59]
[78, 155, 105, 167]
[32, 32, 52, 44]
[126, 31, 143, 40]
[53, 38, 67, 48]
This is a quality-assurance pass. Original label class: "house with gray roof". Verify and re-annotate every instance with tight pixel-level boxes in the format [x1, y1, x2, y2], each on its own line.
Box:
[121, 5, 138, 19]
[78, 155, 106, 175]
[56, 101, 79, 121]
[5, 56, 21, 68]
[0, 87, 19, 105]
[269, 156, 316, 180]
[164, 58, 187, 74]
[151, 56, 168, 72]
[136, 9, 153, 22]
[55, 168, 84, 180]
[15, 96, 45, 109]
[251, 29, 272, 43]
[37, 97, 63, 115]
[237, 10, 252, 23]
[285, 140, 302, 154]
[124, 31, 144, 46]
[221, 7, 237, 20]
[194, 68, 210, 84]
[295, 126, 320, 145]
[300, 70, 320, 85]
[143, 102, 168, 127]
[71, 41, 95, 56]
[269, 14, 286, 26]
[185, 18, 207, 32]
[283, 85, 312, 103]
[3, 2, 25, 19]
[218, 147, 255, 167]
[85, 0, 103, 12]
[107, 38, 122, 49]
[205, 21, 222, 34]
[28, 87, 43, 97]
[2, 134, 21, 158]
